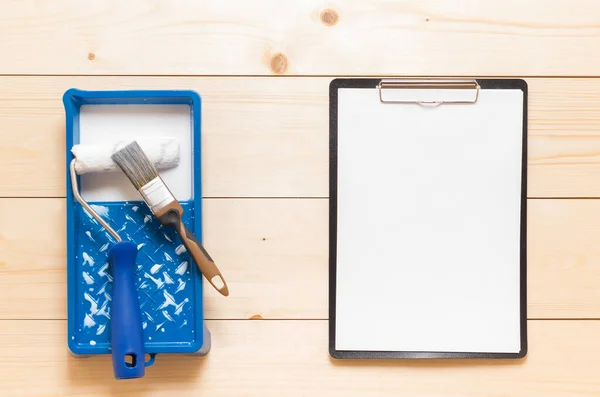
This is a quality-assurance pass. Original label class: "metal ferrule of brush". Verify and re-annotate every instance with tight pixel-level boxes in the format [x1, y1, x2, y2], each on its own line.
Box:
[139, 176, 176, 214]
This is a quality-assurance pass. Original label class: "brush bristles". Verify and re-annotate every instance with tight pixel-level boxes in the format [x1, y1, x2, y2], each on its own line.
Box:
[111, 141, 159, 190]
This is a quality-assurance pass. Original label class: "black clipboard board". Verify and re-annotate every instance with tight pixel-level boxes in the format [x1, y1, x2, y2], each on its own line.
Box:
[329, 78, 528, 359]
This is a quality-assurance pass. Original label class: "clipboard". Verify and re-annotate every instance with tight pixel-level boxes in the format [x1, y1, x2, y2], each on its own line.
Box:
[329, 78, 527, 359]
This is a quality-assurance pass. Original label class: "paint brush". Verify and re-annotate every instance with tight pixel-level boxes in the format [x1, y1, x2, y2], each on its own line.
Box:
[111, 141, 229, 296]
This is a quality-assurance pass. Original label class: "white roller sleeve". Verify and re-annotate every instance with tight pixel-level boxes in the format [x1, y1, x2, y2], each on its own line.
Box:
[71, 137, 180, 174]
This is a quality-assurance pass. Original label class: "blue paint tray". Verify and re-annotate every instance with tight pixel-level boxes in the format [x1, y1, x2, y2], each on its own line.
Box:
[63, 89, 210, 364]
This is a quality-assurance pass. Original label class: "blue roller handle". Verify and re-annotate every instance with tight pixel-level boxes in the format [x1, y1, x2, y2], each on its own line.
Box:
[109, 241, 145, 379]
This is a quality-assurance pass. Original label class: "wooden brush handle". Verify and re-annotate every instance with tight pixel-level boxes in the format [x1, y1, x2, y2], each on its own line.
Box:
[157, 204, 229, 297]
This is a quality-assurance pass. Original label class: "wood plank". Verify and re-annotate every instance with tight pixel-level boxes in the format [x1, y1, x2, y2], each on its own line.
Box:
[2, 319, 600, 396]
[2, 197, 600, 320]
[0, 76, 328, 198]
[0, 198, 328, 320]
[528, 199, 600, 317]
[3, 76, 600, 198]
[528, 78, 600, 198]
[2, 1, 600, 76]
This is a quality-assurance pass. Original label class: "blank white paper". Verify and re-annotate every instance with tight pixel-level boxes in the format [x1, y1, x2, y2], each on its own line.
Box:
[335, 87, 524, 353]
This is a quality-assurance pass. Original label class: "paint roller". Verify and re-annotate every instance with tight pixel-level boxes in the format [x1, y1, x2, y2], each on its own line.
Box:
[69, 137, 180, 380]
[71, 137, 180, 175]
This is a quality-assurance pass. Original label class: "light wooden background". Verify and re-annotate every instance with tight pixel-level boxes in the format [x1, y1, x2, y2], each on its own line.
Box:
[2, 1, 600, 395]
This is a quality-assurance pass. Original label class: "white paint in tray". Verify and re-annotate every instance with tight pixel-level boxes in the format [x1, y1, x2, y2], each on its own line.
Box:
[78, 104, 193, 202]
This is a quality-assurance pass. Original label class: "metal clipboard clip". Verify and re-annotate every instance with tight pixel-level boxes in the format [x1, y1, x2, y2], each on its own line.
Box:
[377, 79, 480, 105]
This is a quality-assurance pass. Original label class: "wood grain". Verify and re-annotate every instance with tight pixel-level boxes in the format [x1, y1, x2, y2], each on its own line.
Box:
[0, 76, 328, 198]
[3, 77, 600, 198]
[2, 197, 600, 320]
[0, 198, 328, 320]
[2, 319, 600, 396]
[2, 1, 600, 76]
[528, 199, 600, 317]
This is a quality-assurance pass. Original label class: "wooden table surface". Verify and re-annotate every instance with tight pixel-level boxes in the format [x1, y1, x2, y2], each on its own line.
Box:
[2, 1, 600, 395]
